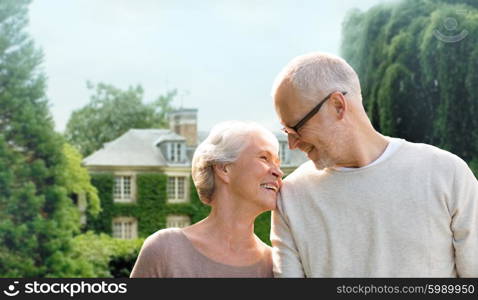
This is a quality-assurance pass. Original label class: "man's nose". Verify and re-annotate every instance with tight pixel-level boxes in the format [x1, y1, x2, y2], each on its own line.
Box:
[287, 134, 300, 150]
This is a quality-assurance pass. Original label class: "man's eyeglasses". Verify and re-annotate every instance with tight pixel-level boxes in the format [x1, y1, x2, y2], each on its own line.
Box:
[281, 91, 347, 136]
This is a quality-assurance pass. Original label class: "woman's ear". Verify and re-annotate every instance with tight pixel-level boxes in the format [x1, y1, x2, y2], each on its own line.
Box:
[213, 164, 230, 184]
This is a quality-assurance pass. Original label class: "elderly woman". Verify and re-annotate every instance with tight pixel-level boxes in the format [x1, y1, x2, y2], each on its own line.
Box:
[130, 121, 283, 277]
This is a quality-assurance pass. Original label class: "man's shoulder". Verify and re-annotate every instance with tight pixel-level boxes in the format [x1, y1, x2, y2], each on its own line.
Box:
[390, 140, 474, 181]
[399, 140, 464, 166]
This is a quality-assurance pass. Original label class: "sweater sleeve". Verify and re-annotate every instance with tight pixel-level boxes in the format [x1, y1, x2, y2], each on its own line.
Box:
[450, 158, 478, 277]
[130, 233, 165, 278]
[270, 193, 305, 277]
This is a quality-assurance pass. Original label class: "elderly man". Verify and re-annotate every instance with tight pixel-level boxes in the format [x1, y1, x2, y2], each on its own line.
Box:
[270, 52, 478, 277]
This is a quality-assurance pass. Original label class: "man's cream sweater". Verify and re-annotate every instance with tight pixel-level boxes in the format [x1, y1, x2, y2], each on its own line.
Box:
[271, 139, 478, 277]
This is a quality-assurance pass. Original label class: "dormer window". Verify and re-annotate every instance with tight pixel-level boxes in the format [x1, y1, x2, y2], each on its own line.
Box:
[170, 142, 181, 162]
[166, 142, 185, 163]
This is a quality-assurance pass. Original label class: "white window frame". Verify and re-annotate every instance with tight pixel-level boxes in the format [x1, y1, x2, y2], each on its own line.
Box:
[166, 215, 191, 228]
[112, 217, 138, 239]
[167, 176, 187, 203]
[167, 142, 184, 163]
[113, 174, 136, 203]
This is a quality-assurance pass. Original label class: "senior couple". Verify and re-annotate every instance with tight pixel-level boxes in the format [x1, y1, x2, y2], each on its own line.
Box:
[131, 52, 478, 278]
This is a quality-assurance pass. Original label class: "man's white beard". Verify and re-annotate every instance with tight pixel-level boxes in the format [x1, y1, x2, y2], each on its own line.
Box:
[312, 150, 336, 170]
[311, 125, 349, 170]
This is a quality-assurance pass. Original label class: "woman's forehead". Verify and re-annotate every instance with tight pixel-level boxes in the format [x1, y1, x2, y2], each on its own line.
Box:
[242, 132, 279, 153]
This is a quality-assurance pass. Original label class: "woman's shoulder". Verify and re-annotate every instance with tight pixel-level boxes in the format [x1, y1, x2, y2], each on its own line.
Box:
[141, 228, 186, 254]
[145, 227, 185, 243]
[131, 228, 186, 278]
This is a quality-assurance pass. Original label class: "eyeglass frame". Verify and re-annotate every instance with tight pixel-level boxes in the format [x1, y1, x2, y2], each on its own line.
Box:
[281, 91, 347, 136]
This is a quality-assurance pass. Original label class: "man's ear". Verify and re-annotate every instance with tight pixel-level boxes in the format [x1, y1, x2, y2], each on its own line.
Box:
[213, 164, 230, 184]
[331, 93, 347, 120]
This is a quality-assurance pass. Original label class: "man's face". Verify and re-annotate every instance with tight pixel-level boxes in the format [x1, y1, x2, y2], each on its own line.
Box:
[274, 80, 345, 170]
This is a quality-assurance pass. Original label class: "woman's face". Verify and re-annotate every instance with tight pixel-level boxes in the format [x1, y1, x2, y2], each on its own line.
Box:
[227, 131, 283, 211]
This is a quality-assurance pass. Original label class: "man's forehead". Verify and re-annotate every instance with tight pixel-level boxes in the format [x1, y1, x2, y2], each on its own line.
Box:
[274, 80, 309, 124]
[274, 78, 294, 101]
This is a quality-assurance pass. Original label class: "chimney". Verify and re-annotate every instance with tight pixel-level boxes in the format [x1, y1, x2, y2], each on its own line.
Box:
[169, 108, 198, 147]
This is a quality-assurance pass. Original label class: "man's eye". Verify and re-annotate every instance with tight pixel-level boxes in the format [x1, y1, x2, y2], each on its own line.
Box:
[260, 156, 268, 161]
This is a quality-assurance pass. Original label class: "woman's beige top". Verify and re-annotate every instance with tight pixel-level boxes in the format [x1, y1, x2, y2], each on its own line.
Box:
[130, 228, 273, 278]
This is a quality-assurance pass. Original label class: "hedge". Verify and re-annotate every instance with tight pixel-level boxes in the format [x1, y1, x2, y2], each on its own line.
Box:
[70, 231, 144, 278]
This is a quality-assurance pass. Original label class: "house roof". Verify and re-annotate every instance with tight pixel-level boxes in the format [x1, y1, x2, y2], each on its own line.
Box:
[83, 129, 184, 167]
[154, 131, 186, 145]
[83, 128, 307, 169]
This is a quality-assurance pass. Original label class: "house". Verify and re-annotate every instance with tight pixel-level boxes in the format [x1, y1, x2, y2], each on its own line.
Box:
[83, 109, 306, 239]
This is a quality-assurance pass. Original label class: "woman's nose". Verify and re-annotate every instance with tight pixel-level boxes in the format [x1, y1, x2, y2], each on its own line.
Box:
[272, 165, 284, 179]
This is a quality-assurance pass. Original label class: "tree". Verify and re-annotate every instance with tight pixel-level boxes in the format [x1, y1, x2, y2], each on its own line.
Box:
[61, 143, 101, 218]
[65, 82, 176, 156]
[0, 0, 81, 276]
[69, 231, 144, 277]
[341, 0, 478, 170]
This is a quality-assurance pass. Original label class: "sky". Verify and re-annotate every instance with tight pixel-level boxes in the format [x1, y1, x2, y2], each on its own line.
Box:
[27, 0, 396, 133]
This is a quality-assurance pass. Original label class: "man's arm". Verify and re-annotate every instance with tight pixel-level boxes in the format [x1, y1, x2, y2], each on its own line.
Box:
[270, 193, 305, 277]
[451, 158, 478, 277]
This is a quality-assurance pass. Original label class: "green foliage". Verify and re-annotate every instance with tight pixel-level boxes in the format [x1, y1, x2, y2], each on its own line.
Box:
[0, 0, 82, 277]
[341, 0, 478, 164]
[136, 174, 168, 236]
[87, 174, 115, 234]
[69, 231, 143, 278]
[254, 211, 272, 245]
[470, 158, 478, 178]
[65, 82, 177, 156]
[61, 143, 100, 216]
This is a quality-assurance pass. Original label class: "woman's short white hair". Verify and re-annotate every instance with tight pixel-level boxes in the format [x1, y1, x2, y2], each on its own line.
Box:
[191, 120, 278, 204]
[271, 52, 362, 103]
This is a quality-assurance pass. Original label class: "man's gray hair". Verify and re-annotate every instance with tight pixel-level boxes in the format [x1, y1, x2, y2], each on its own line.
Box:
[192, 121, 278, 204]
[271, 52, 362, 103]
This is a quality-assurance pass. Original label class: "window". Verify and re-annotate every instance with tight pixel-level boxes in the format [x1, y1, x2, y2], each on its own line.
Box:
[166, 215, 191, 228]
[168, 142, 183, 162]
[112, 217, 137, 239]
[113, 175, 133, 202]
[279, 141, 289, 164]
[167, 176, 187, 203]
